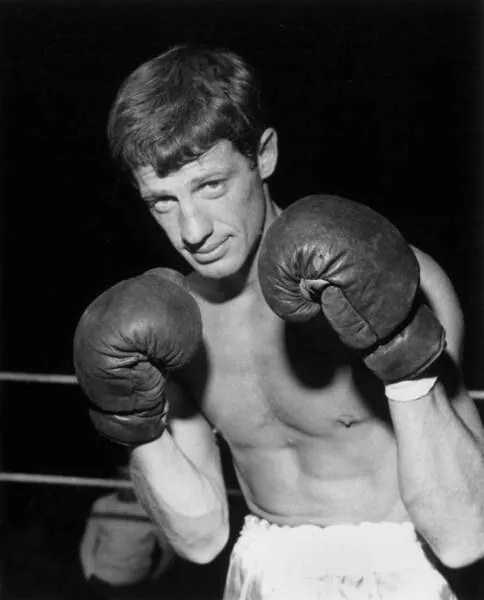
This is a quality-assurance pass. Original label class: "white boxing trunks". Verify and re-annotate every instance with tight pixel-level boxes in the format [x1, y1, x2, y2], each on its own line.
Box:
[223, 516, 456, 600]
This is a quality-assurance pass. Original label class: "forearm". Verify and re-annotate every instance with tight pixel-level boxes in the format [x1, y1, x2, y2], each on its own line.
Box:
[389, 382, 484, 567]
[129, 431, 229, 564]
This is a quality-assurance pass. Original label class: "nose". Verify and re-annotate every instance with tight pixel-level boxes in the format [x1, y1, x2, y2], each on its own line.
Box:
[179, 200, 213, 251]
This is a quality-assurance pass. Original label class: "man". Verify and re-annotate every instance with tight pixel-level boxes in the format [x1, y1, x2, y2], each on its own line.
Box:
[74, 45, 484, 599]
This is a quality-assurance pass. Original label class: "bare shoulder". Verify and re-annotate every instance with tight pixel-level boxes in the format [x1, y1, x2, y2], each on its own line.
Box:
[411, 245, 464, 364]
[412, 246, 460, 305]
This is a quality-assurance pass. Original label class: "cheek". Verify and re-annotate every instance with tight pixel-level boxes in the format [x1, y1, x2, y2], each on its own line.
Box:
[245, 186, 266, 236]
[229, 179, 265, 235]
[151, 211, 183, 248]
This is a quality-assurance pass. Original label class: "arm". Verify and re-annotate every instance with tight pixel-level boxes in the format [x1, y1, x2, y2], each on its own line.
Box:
[388, 247, 484, 568]
[257, 195, 484, 569]
[73, 267, 228, 563]
[130, 381, 229, 564]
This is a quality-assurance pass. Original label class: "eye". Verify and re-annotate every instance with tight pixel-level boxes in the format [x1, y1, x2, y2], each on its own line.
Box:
[201, 179, 226, 197]
[204, 179, 223, 188]
[148, 196, 176, 213]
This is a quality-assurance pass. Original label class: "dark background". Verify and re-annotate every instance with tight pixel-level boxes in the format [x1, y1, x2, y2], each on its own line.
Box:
[0, 0, 482, 598]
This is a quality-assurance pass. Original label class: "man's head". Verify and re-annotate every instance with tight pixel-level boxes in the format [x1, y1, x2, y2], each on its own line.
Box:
[108, 45, 278, 280]
[107, 44, 268, 177]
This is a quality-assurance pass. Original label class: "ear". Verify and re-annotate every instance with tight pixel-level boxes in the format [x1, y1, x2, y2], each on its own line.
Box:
[257, 128, 278, 180]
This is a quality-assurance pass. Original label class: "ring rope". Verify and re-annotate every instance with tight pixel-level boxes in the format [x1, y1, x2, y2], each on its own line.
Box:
[0, 371, 483, 400]
[0, 372, 77, 384]
[0, 471, 242, 496]
[0, 371, 481, 497]
[0, 472, 131, 488]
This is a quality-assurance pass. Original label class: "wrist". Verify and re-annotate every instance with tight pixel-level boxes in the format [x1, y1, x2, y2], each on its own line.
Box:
[89, 400, 169, 446]
[385, 376, 438, 402]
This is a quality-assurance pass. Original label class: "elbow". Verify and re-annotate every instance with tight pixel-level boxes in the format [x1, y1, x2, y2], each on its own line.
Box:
[179, 521, 230, 565]
[187, 546, 224, 565]
[436, 544, 484, 570]
[436, 515, 484, 569]
[438, 553, 483, 570]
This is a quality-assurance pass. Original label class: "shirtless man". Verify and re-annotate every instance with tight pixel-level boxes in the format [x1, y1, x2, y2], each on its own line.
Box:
[73, 45, 484, 599]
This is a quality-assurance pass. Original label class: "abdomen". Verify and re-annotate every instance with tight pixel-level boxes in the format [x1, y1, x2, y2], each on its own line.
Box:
[227, 417, 408, 527]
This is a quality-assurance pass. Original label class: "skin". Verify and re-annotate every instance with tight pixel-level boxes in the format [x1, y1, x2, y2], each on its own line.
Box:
[130, 128, 484, 568]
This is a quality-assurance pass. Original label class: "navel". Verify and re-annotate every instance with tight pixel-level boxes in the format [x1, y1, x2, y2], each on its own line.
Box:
[335, 414, 360, 428]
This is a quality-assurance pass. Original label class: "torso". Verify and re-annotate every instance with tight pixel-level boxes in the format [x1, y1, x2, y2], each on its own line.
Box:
[180, 275, 409, 527]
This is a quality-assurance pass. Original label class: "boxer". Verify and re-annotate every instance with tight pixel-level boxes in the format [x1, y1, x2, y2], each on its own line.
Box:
[74, 45, 484, 599]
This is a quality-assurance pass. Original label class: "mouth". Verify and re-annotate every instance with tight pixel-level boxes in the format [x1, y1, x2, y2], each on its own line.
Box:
[191, 237, 229, 263]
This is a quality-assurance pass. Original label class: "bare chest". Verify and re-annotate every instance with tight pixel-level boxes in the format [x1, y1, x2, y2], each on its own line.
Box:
[182, 302, 389, 445]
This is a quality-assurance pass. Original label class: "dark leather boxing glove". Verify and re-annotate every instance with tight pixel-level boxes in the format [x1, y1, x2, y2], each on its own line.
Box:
[73, 268, 202, 445]
[258, 195, 446, 384]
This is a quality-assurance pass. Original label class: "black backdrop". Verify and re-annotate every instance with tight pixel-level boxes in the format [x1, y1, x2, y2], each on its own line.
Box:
[0, 0, 482, 472]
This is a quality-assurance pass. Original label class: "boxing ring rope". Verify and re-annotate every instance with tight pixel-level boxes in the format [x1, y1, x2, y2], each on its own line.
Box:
[0, 370, 243, 496]
[0, 370, 483, 492]
[0, 472, 132, 489]
[0, 372, 77, 384]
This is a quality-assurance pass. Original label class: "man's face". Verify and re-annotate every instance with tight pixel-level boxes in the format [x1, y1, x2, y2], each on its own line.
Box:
[134, 139, 272, 279]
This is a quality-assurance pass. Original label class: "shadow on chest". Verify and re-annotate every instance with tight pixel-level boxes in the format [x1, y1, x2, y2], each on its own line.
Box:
[181, 313, 390, 431]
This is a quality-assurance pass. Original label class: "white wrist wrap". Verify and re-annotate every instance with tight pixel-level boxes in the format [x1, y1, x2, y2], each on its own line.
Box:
[385, 376, 438, 402]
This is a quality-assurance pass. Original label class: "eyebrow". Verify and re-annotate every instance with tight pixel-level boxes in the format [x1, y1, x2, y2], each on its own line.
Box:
[193, 162, 237, 184]
[142, 191, 172, 204]
[142, 189, 174, 201]
[141, 166, 236, 202]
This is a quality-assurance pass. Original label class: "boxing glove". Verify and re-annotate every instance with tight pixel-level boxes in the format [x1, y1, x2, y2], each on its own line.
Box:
[258, 195, 446, 384]
[73, 268, 202, 445]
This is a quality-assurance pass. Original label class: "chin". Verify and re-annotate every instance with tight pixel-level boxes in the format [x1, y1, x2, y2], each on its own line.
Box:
[191, 255, 245, 280]
[195, 262, 239, 280]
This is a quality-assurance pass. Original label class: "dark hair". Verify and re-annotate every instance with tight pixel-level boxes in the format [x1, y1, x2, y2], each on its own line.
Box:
[107, 44, 267, 177]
